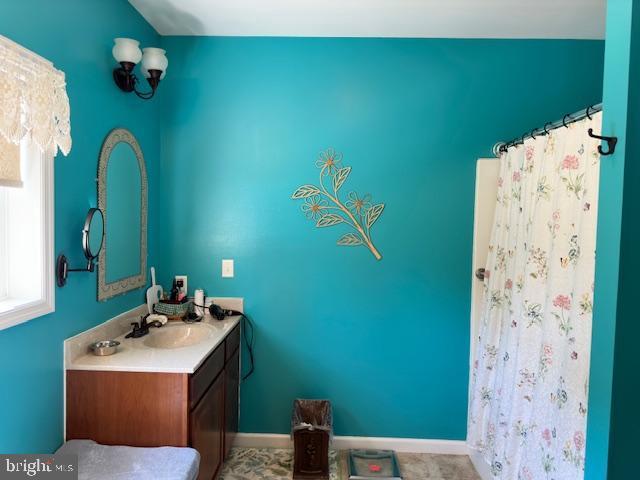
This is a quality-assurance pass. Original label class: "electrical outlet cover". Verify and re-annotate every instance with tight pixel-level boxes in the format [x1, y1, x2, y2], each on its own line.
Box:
[175, 275, 188, 295]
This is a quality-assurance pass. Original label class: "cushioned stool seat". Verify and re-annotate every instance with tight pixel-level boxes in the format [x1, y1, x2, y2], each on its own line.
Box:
[56, 440, 200, 480]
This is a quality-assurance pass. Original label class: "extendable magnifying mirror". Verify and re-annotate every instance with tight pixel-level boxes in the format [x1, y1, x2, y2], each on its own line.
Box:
[56, 208, 104, 287]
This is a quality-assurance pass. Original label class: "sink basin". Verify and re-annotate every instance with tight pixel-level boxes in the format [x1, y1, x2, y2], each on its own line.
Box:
[143, 323, 214, 349]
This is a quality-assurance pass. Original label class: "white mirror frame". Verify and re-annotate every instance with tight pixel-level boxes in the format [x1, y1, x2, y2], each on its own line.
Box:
[97, 128, 148, 301]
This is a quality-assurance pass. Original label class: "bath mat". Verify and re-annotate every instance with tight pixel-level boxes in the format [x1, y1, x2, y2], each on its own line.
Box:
[219, 448, 343, 480]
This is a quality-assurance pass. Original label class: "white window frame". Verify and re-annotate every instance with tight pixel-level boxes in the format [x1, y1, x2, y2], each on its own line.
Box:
[0, 144, 55, 330]
[0, 187, 8, 302]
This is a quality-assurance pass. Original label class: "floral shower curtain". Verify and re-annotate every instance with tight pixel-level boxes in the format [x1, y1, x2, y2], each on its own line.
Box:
[467, 112, 602, 479]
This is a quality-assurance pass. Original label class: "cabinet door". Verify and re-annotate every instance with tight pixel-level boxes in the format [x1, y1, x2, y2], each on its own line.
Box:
[224, 347, 240, 459]
[191, 373, 224, 480]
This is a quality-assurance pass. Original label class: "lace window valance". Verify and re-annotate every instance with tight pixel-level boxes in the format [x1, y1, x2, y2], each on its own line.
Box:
[0, 34, 71, 187]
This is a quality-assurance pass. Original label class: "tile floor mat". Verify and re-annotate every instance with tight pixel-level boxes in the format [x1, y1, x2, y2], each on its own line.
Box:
[219, 448, 339, 480]
[218, 448, 481, 480]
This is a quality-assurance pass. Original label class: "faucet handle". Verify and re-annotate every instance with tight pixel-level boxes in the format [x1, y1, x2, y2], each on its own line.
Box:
[125, 321, 141, 339]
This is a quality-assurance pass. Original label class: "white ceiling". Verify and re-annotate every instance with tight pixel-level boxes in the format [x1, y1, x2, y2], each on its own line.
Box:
[129, 0, 606, 39]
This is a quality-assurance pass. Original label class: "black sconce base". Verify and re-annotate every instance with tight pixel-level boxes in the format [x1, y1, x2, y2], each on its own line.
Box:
[112, 63, 160, 100]
[113, 66, 136, 93]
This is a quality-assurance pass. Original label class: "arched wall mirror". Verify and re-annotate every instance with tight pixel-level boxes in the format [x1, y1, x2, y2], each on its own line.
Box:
[97, 128, 148, 301]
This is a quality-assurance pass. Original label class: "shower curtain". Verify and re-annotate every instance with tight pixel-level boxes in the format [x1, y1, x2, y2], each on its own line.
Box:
[467, 112, 602, 479]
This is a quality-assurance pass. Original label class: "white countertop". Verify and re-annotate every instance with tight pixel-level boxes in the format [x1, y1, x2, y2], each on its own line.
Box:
[66, 315, 241, 374]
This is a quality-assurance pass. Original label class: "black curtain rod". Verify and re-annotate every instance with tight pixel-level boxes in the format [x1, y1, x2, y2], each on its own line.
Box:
[493, 103, 603, 157]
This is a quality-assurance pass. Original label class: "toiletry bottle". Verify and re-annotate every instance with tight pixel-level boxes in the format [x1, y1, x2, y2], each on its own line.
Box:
[170, 279, 178, 302]
[194, 289, 205, 316]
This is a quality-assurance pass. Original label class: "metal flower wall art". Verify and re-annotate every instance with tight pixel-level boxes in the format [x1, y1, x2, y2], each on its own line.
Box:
[291, 149, 385, 260]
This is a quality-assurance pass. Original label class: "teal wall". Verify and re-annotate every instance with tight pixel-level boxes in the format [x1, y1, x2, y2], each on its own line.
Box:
[585, 2, 633, 477]
[0, 0, 161, 453]
[592, 1, 640, 478]
[0, 0, 617, 462]
[159, 37, 604, 439]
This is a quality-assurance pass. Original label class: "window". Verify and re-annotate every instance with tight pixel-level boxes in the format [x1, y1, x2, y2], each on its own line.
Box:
[1, 34, 70, 330]
[0, 139, 54, 329]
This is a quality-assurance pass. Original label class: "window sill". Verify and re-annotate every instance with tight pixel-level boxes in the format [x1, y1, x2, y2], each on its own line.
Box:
[0, 297, 54, 331]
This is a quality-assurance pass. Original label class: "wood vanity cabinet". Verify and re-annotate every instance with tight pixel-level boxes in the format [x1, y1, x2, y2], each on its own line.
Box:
[66, 323, 241, 480]
[224, 348, 240, 459]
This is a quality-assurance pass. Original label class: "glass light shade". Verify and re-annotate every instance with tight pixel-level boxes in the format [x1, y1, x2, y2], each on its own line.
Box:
[112, 38, 142, 64]
[141, 47, 168, 73]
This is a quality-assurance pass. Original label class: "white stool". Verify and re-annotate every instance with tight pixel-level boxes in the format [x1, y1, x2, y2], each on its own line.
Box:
[56, 440, 200, 480]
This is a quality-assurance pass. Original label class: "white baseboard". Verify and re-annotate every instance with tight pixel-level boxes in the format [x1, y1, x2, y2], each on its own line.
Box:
[234, 433, 468, 455]
[468, 448, 492, 480]
[234, 433, 292, 449]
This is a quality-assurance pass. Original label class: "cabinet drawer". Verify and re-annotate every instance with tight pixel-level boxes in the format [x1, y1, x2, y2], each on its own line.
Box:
[226, 324, 240, 360]
[190, 345, 224, 409]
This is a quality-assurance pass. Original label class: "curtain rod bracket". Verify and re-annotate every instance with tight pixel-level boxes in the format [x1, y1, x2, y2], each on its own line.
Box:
[587, 128, 618, 156]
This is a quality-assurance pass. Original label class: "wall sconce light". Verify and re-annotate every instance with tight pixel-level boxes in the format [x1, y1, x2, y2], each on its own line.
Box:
[112, 38, 168, 100]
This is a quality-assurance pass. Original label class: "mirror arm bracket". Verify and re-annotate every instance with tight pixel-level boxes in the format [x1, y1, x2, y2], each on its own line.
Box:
[55, 256, 97, 287]
[67, 262, 96, 273]
[56, 208, 103, 288]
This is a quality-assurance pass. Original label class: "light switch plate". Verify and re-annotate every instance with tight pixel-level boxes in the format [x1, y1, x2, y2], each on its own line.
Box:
[222, 259, 234, 278]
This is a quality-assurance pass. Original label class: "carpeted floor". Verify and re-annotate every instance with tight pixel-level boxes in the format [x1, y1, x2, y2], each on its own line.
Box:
[218, 448, 480, 480]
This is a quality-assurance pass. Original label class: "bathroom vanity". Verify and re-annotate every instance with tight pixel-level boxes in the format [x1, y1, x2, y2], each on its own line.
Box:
[65, 313, 241, 480]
